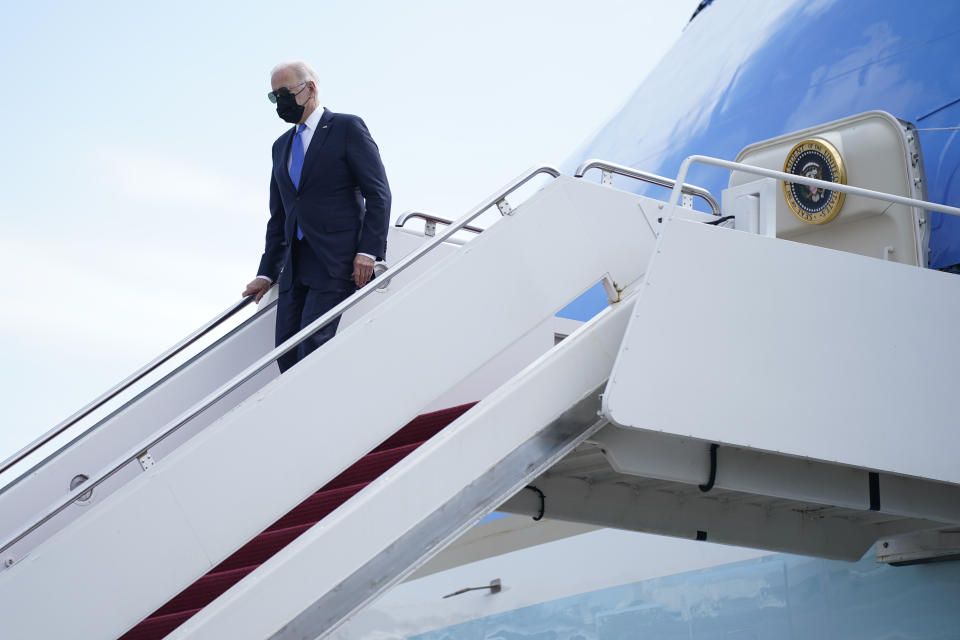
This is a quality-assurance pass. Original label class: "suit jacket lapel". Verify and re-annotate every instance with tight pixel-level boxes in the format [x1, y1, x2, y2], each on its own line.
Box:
[279, 126, 297, 191]
[299, 108, 335, 188]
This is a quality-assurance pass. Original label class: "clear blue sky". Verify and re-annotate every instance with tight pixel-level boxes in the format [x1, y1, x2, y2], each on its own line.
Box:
[0, 0, 696, 459]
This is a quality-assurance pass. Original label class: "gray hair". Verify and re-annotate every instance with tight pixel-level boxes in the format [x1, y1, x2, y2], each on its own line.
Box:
[271, 60, 320, 88]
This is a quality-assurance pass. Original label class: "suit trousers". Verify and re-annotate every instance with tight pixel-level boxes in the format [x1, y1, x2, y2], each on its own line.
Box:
[275, 238, 354, 373]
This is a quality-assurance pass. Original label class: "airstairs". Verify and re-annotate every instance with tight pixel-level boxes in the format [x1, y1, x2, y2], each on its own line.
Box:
[3, 111, 960, 640]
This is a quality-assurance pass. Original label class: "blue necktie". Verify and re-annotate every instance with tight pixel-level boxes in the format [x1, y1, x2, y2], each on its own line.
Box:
[290, 124, 307, 239]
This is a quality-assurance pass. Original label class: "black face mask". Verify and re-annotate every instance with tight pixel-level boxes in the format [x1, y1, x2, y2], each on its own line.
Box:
[275, 91, 305, 124]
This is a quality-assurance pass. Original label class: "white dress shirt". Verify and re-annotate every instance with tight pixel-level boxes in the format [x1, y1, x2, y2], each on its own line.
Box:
[257, 104, 375, 285]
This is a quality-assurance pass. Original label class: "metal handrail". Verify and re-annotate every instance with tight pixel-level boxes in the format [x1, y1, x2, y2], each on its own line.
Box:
[668, 155, 960, 218]
[0, 295, 258, 478]
[0, 297, 280, 501]
[575, 158, 721, 215]
[0, 164, 561, 558]
[395, 211, 484, 235]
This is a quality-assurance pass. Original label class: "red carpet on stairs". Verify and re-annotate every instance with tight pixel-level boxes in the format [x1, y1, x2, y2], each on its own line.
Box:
[119, 402, 477, 640]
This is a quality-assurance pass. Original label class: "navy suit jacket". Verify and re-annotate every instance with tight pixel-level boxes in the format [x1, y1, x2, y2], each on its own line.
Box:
[257, 108, 391, 292]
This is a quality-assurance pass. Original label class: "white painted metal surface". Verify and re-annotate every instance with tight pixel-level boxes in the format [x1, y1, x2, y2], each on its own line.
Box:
[603, 217, 960, 486]
[731, 111, 929, 266]
[0, 176, 659, 639]
[502, 465, 935, 561]
[406, 515, 599, 581]
[591, 425, 960, 524]
[0, 299, 277, 569]
[724, 178, 776, 237]
[171, 290, 636, 640]
[0, 225, 461, 573]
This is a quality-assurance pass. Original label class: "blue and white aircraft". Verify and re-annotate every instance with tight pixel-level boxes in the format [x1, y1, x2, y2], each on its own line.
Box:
[1, 1, 958, 638]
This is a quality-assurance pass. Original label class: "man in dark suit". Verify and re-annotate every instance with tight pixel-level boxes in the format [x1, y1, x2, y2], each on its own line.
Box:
[243, 61, 390, 372]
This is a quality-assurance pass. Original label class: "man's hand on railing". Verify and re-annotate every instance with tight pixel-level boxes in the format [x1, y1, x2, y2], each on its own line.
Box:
[353, 254, 375, 288]
[242, 277, 272, 303]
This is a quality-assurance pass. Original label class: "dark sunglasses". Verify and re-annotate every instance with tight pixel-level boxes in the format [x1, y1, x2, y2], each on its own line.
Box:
[267, 81, 307, 104]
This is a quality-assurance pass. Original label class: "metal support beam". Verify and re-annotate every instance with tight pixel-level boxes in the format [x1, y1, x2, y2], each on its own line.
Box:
[591, 426, 960, 525]
[876, 528, 960, 565]
[500, 475, 943, 562]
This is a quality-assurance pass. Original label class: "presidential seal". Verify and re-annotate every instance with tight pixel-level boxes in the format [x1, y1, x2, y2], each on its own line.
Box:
[782, 138, 846, 224]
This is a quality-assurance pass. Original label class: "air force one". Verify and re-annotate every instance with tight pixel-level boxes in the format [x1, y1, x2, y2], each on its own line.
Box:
[2, 1, 959, 638]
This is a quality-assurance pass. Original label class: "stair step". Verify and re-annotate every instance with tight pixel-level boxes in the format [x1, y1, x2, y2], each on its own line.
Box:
[371, 402, 476, 452]
[213, 522, 314, 573]
[322, 442, 420, 490]
[153, 566, 256, 617]
[265, 482, 369, 533]
[119, 608, 203, 640]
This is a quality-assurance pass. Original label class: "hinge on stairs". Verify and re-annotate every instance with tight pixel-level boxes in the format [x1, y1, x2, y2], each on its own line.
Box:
[602, 275, 622, 303]
[137, 451, 156, 471]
